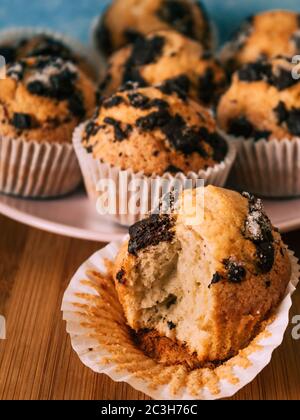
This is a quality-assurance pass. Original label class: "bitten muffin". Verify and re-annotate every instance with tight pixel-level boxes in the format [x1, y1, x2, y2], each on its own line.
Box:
[221, 10, 300, 72]
[217, 56, 300, 141]
[113, 186, 291, 366]
[0, 56, 96, 143]
[0, 33, 95, 79]
[82, 85, 228, 176]
[94, 0, 213, 58]
[98, 30, 227, 106]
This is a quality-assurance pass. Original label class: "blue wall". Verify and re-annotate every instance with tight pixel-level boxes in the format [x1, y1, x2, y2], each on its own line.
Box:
[0, 0, 300, 45]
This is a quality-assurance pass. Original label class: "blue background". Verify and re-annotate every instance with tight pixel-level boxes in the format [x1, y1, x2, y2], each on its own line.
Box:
[0, 0, 300, 45]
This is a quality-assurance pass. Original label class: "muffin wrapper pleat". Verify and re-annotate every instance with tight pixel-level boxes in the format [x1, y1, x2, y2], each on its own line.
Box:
[226, 135, 300, 198]
[61, 239, 299, 400]
[0, 135, 82, 198]
[73, 123, 236, 226]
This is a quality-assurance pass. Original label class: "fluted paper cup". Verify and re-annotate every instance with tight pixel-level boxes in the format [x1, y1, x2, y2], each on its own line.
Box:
[62, 239, 299, 400]
[0, 135, 81, 198]
[73, 123, 236, 226]
[226, 136, 300, 198]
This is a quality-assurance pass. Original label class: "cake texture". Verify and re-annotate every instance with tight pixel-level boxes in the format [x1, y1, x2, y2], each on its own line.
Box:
[113, 186, 291, 365]
[94, 0, 213, 58]
[0, 33, 95, 79]
[217, 56, 300, 141]
[221, 10, 300, 72]
[81, 85, 228, 176]
[98, 30, 227, 106]
[0, 56, 96, 143]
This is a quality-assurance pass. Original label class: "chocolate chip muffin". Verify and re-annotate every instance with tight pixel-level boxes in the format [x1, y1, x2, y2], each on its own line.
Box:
[113, 186, 291, 366]
[82, 85, 228, 176]
[0, 32, 96, 79]
[217, 56, 300, 141]
[94, 0, 213, 58]
[0, 56, 96, 143]
[0, 56, 96, 197]
[98, 30, 227, 107]
[221, 10, 300, 72]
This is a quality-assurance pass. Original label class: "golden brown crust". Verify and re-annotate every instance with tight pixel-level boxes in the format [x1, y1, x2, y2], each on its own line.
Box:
[99, 30, 227, 106]
[222, 10, 300, 71]
[94, 0, 213, 57]
[82, 86, 228, 176]
[0, 56, 96, 143]
[217, 56, 300, 141]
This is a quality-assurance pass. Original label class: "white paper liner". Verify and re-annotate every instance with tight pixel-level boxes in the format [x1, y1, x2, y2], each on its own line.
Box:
[226, 135, 300, 198]
[0, 26, 101, 81]
[62, 239, 299, 400]
[0, 134, 82, 198]
[73, 123, 236, 226]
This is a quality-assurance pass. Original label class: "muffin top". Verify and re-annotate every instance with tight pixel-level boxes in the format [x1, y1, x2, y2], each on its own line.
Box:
[98, 30, 227, 106]
[221, 10, 300, 72]
[217, 56, 300, 141]
[0, 34, 95, 79]
[82, 85, 228, 176]
[0, 56, 96, 143]
[113, 186, 291, 363]
[94, 0, 213, 58]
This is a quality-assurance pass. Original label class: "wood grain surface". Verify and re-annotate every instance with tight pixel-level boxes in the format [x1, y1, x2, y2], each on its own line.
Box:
[0, 214, 299, 400]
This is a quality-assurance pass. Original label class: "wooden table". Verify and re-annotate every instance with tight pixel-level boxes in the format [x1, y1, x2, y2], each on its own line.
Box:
[0, 214, 299, 401]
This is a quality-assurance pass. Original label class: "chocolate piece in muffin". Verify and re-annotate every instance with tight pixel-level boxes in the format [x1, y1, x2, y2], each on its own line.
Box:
[0, 33, 95, 79]
[94, 0, 213, 58]
[113, 186, 291, 365]
[221, 10, 300, 72]
[217, 56, 300, 141]
[82, 85, 228, 176]
[98, 30, 227, 106]
[0, 56, 96, 143]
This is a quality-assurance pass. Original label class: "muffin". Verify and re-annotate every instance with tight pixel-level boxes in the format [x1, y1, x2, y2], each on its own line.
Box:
[0, 56, 96, 197]
[74, 85, 235, 225]
[113, 186, 291, 366]
[98, 30, 227, 107]
[217, 56, 300, 197]
[94, 0, 213, 58]
[221, 10, 300, 72]
[0, 32, 96, 80]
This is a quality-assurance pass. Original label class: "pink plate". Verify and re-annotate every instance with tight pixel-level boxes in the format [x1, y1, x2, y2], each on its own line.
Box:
[0, 190, 299, 242]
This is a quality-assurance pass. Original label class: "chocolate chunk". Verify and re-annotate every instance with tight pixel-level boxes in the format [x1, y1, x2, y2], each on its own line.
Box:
[238, 61, 273, 82]
[12, 113, 32, 129]
[123, 29, 144, 44]
[274, 101, 289, 124]
[209, 272, 222, 287]
[116, 269, 126, 285]
[228, 117, 271, 141]
[68, 92, 85, 118]
[128, 92, 150, 109]
[242, 192, 275, 274]
[0, 46, 16, 63]
[136, 110, 170, 130]
[159, 75, 190, 100]
[272, 68, 297, 90]
[104, 117, 132, 141]
[23, 36, 74, 62]
[95, 20, 113, 56]
[286, 108, 300, 136]
[165, 165, 181, 174]
[223, 260, 246, 283]
[128, 214, 175, 256]
[204, 131, 228, 162]
[198, 67, 217, 104]
[265, 280, 271, 288]
[103, 95, 125, 109]
[167, 321, 176, 330]
[165, 294, 177, 309]
[156, 0, 205, 43]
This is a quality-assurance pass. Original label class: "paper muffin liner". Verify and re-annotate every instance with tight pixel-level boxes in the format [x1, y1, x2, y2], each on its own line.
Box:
[62, 239, 299, 400]
[73, 123, 236, 226]
[225, 135, 300, 198]
[0, 26, 101, 81]
[0, 134, 82, 198]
